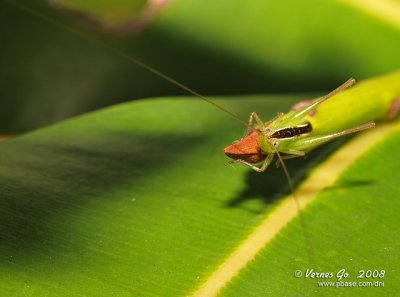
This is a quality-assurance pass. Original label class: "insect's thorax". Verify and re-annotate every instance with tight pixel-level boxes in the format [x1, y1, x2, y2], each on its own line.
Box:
[257, 121, 313, 155]
[270, 123, 312, 139]
[224, 121, 313, 164]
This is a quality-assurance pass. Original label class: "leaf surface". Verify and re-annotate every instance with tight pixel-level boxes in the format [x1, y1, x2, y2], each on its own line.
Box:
[2, 0, 400, 131]
[0, 95, 398, 296]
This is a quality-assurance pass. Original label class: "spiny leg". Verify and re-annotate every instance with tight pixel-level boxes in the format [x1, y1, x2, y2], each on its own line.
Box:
[243, 112, 257, 136]
[292, 78, 356, 119]
[290, 122, 375, 152]
[243, 112, 266, 137]
[243, 111, 285, 137]
[282, 149, 306, 156]
[235, 153, 275, 172]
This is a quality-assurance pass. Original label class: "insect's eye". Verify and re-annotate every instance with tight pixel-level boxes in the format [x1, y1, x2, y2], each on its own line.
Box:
[273, 141, 279, 148]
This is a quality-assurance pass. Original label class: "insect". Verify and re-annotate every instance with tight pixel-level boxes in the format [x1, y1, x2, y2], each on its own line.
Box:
[224, 72, 400, 173]
[6, 1, 400, 178]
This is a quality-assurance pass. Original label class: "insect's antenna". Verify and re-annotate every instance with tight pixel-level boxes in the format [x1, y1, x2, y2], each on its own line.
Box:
[273, 146, 316, 265]
[273, 148, 296, 202]
[292, 78, 356, 119]
[6, 0, 247, 127]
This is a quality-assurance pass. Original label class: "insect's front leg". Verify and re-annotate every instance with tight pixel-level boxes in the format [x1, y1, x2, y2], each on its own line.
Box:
[235, 153, 274, 172]
[244, 112, 285, 137]
[243, 112, 265, 136]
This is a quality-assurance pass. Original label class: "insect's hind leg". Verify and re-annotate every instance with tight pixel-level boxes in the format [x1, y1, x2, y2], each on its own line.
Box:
[290, 122, 375, 152]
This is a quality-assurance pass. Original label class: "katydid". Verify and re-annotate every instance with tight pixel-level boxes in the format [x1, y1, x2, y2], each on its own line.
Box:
[224, 72, 400, 173]
[6, 1, 400, 178]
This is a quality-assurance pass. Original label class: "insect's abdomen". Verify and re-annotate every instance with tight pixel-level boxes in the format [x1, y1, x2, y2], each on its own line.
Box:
[306, 71, 400, 135]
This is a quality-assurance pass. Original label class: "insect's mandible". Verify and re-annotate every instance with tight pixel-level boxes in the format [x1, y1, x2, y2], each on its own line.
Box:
[224, 78, 375, 172]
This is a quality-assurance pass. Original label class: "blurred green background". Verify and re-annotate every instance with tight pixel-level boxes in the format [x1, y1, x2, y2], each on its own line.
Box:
[1, 0, 400, 132]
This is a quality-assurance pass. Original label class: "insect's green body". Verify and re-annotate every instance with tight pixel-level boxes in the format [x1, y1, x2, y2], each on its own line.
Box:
[224, 71, 400, 172]
[7, 0, 399, 174]
[308, 71, 400, 136]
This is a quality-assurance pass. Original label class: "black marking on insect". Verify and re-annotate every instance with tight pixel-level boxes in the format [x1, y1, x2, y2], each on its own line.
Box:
[270, 122, 312, 139]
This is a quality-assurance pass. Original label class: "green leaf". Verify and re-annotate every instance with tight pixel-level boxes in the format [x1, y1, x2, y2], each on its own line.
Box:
[49, 0, 149, 32]
[157, 0, 400, 80]
[220, 125, 400, 297]
[0, 96, 290, 296]
[2, 0, 400, 131]
[0, 95, 398, 296]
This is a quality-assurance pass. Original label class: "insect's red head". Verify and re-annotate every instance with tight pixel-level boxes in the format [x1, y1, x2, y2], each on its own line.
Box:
[224, 130, 266, 164]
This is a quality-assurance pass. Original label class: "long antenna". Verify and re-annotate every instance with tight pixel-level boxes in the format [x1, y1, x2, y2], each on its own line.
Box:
[273, 146, 316, 264]
[274, 149, 296, 201]
[6, 0, 247, 126]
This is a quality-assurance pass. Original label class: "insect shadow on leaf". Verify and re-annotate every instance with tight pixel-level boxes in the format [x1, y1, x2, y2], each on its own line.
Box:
[226, 136, 375, 213]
